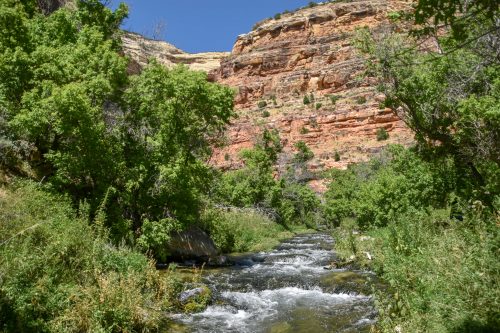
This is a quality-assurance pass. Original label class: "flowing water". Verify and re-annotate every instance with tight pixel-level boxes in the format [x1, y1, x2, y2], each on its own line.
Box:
[172, 233, 377, 333]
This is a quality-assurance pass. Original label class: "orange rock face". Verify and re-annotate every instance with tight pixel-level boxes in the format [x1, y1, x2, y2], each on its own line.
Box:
[209, 0, 414, 173]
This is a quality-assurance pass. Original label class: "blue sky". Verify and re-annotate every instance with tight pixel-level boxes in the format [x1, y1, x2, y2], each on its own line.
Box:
[109, 1, 321, 53]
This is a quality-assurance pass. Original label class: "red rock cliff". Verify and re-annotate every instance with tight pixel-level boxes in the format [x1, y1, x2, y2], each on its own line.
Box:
[209, 0, 413, 173]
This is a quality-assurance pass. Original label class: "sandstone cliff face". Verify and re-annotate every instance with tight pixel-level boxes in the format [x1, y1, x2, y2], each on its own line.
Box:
[210, 0, 413, 175]
[122, 32, 229, 74]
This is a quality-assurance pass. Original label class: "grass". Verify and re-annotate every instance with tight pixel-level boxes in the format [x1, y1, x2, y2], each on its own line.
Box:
[202, 208, 314, 253]
[333, 210, 500, 332]
[0, 180, 185, 332]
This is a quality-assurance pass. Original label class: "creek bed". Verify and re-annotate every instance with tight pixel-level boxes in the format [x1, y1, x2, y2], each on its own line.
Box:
[172, 233, 377, 333]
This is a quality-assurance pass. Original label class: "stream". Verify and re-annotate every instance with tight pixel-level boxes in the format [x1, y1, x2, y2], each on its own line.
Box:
[172, 233, 377, 333]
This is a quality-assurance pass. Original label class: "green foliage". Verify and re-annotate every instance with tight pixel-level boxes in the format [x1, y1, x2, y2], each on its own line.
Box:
[182, 286, 211, 313]
[303, 95, 310, 105]
[137, 218, 180, 262]
[201, 209, 295, 253]
[258, 100, 267, 108]
[315, 102, 322, 110]
[355, 96, 367, 104]
[299, 126, 309, 134]
[214, 131, 321, 227]
[262, 110, 271, 118]
[329, 94, 340, 105]
[336, 208, 499, 333]
[334, 151, 341, 162]
[0, 0, 235, 254]
[273, 13, 281, 20]
[121, 63, 234, 231]
[357, 14, 499, 206]
[307, 1, 317, 8]
[376, 127, 389, 141]
[0, 181, 183, 332]
[325, 145, 452, 228]
[387, 11, 401, 22]
[329, 144, 499, 331]
[293, 141, 314, 163]
[412, 0, 498, 41]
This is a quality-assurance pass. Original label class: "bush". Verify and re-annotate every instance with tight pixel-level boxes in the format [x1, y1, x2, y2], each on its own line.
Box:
[356, 96, 367, 104]
[274, 13, 281, 20]
[334, 151, 341, 161]
[262, 110, 271, 117]
[258, 100, 267, 108]
[376, 127, 389, 141]
[300, 127, 310, 134]
[315, 102, 322, 110]
[294, 141, 314, 162]
[329, 95, 340, 105]
[336, 209, 500, 332]
[0, 181, 183, 332]
[202, 209, 294, 253]
[303, 95, 311, 105]
[307, 1, 317, 8]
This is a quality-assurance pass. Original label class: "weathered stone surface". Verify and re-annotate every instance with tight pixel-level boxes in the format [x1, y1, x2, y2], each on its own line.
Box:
[209, 0, 414, 181]
[167, 226, 218, 261]
[122, 32, 229, 74]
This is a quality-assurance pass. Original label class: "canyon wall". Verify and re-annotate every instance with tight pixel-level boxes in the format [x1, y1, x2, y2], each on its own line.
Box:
[209, 0, 413, 175]
[122, 32, 229, 74]
[122, 0, 414, 189]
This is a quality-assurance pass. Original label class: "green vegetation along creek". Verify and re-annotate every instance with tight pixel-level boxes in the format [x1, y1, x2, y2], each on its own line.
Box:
[1, 0, 499, 332]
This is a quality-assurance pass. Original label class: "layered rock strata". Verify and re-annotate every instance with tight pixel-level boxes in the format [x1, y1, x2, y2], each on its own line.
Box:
[122, 31, 229, 74]
[209, 0, 413, 174]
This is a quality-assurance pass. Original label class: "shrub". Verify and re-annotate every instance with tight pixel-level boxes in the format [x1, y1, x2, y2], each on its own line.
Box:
[303, 95, 311, 105]
[258, 100, 267, 108]
[376, 127, 389, 141]
[274, 13, 281, 20]
[300, 126, 310, 134]
[356, 96, 367, 104]
[0, 181, 183, 332]
[334, 151, 341, 161]
[294, 141, 314, 162]
[315, 102, 322, 110]
[262, 110, 271, 117]
[308, 1, 317, 8]
[329, 95, 340, 105]
[201, 209, 294, 253]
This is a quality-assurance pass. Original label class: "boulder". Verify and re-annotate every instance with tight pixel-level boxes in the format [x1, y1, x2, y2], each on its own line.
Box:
[167, 226, 218, 261]
[179, 287, 206, 304]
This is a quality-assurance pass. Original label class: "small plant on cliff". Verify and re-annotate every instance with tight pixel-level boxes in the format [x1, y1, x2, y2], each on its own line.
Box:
[334, 151, 341, 161]
[271, 94, 277, 106]
[376, 128, 389, 141]
[356, 96, 367, 104]
[315, 103, 322, 110]
[329, 95, 340, 105]
[300, 127, 310, 135]
[307, 1, 318, 8]
[262, 110, 271, 118]
[294, 141, 314, 162]
[303, 95, 311, 105]
[258, 100, 268, 109]
[274, 13, 281, 20]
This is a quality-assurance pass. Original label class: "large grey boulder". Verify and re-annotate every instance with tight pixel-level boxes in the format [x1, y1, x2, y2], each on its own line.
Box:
[167, 226, 218, 261]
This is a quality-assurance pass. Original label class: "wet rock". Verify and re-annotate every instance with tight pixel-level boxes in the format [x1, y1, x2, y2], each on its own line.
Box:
[179, 287, 206, 304]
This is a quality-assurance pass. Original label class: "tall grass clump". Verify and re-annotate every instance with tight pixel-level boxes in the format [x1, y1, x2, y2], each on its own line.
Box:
[201, 208, 298, 253]
[0, 181, 182, 332]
